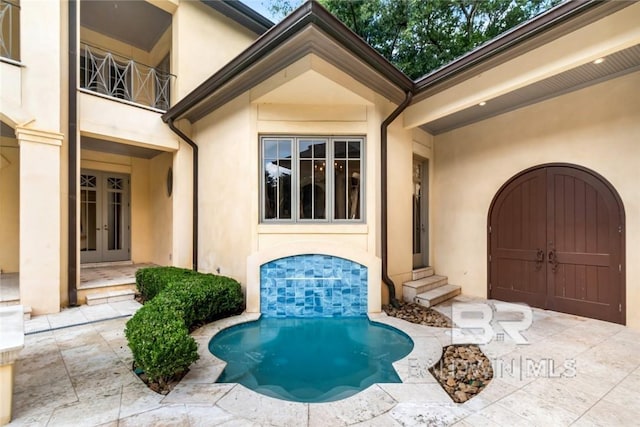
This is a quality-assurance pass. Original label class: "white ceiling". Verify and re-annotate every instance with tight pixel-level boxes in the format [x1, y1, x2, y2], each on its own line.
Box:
[80, 0, 171, 52]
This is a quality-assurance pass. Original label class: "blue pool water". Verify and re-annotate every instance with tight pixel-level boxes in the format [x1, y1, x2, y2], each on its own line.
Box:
[209, 317, 414, 403]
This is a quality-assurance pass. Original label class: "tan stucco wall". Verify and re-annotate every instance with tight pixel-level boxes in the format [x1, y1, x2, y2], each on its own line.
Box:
[194, 94, 254, 281]
[171, 136, 194, 269]
[192, 58, 427, 313]
[149, 152, 173, 265]
[0, 138, 19, 273]
[432, 71, 640, 328]
[172, 0, 257, 100]
[386, 118, 415, 295]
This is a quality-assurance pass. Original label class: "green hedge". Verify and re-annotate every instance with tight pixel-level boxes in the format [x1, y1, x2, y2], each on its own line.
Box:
[125, 267, 245, 384]
[125, 303, 198, 384]
[135, 266, 198, 302]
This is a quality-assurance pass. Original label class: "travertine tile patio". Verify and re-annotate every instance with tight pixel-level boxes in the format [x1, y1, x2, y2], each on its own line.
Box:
[8, 297, 640, 426]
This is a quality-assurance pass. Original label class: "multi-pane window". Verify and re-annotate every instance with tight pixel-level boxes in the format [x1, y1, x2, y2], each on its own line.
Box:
[261, 136, 364, 223]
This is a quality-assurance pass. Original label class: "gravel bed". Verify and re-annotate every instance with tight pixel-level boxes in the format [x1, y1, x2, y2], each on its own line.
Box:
[382, 301, 452, 327]
[383, 300, 493, 403]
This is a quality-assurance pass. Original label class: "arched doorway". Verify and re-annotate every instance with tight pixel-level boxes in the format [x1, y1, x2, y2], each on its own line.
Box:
[488, 164, 625, 324]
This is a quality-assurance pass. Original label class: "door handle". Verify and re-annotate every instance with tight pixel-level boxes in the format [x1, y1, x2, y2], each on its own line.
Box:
[535, 249, 545, 270]
[548, 248, 559, 273]
[103, 225, 108, 231]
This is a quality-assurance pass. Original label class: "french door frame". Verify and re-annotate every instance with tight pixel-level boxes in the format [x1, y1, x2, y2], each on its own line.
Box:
[80, 169, 131, 264]
[412, 157, 429, 269]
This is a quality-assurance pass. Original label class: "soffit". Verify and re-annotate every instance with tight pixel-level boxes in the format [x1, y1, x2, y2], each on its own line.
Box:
[80, 0, 171, 52]
[412, 1, 631, 102]
[0, 121, 16, 138]
[82, 136, 164, 159]
[183, 26, 405, 122]
[421, 43, 640, 135]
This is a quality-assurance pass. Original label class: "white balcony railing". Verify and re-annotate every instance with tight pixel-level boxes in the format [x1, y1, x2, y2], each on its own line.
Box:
[80, 43, 175, 112]
[0, 0, 20, 62]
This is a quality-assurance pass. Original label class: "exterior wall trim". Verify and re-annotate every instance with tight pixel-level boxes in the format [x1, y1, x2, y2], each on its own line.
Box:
[15, 127, 64, 146]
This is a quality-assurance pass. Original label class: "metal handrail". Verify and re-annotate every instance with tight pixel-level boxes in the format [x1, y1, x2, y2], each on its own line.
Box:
[80, 43, 175, 111]
[0, 0, 20, 61]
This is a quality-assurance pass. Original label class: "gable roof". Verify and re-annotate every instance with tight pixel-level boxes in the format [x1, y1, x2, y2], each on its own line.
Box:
[164, 0, 634, 126]
[163, 1, 412, 123]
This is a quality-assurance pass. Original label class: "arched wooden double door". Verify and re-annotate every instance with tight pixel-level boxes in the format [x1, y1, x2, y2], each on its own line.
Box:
[488, 164, 625, 324]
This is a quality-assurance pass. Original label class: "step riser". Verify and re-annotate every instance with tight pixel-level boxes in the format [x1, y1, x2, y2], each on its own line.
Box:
[412, 267, 434, 280]
[0, 300, 20, 307]
[415, 287, 461, 308]
[402, 277, 448, 302]
[86, 290, 136, 306]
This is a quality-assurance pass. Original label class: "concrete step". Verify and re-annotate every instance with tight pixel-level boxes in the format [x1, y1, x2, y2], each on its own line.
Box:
[0, 301, 31, 320]
[0, 299, 20, 307]
[414, 284, 461, 308]
[402, 275, 448, 302]
[412, 267, 434, 280]
[86, 289, 136, 306]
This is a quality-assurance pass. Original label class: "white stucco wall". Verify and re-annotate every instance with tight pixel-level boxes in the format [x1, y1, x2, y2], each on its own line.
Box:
[432, 71, 640, 328]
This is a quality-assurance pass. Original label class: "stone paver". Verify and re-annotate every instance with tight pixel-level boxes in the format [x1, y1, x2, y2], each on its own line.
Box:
[8, 297, 640, 426]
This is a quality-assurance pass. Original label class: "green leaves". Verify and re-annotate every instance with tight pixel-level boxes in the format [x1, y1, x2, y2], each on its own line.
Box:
[135, 266, 199, 302]
[126, 267, 245, 384]
[125, 303, 198, 383]
[268, 0, 560, 79]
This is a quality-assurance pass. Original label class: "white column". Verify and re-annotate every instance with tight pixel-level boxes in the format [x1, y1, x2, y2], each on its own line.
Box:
[16, 127, 63, 315]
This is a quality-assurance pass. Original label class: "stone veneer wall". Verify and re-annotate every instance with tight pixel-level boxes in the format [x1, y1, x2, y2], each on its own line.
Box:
[260, 254, 368, 317]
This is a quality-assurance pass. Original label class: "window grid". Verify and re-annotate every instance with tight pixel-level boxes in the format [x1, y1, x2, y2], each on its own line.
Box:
[260, 136, 365, 223]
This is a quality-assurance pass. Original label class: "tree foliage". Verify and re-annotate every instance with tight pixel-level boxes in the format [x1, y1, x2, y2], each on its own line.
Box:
[267, 0, 559, 79]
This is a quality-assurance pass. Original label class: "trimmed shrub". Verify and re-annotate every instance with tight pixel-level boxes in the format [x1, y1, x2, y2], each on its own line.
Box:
[126, 267, 245, 385]
[135, 266, 198, 302]
[154, 275, 244, 328]
[125, 303, 198, 384]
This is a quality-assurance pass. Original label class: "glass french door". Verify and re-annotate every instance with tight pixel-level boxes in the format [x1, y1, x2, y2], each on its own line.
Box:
[412, 159, 429, 268]
[80, 170, 130, 263]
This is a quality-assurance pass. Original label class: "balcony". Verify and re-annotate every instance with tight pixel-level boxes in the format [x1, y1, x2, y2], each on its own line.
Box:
[0, 0, 20, 63]
[80, 43, 175, 112]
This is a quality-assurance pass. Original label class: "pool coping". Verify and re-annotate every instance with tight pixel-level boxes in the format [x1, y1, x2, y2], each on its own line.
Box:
[188, 312, 454, 401]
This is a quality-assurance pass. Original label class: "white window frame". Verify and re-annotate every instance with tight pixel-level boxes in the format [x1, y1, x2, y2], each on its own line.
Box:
[260, 135, 366, 223]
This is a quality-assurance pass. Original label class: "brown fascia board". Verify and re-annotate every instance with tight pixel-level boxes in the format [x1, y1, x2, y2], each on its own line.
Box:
[413, 0, 632, 99]
[162, 1, 413, 123]
[165, 0, 631, 124]
[202, 0, 274, 35]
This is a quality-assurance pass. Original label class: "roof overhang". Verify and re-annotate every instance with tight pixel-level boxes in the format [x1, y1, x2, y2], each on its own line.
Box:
[407, 0, 640, 134]
[164, 0, 639, 133]
[162, 1, 412, 123]
[202, 0, 274, 35]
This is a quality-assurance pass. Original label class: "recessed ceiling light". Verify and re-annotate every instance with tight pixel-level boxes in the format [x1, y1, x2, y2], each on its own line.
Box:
[479, 101, 487, 106]
[593, 58, 605, 65]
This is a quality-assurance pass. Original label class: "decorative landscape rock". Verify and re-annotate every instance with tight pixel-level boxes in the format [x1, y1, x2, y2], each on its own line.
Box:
[429, 344, 493, 403]
[382, 301, 493, 403]
[382, 302, 452, 328]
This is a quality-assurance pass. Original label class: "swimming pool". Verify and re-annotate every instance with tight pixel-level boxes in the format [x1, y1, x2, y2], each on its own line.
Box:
[209, 317, 413, 403]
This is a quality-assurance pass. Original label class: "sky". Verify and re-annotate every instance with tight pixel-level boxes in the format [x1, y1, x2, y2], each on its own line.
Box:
[239, 0, 281, 23]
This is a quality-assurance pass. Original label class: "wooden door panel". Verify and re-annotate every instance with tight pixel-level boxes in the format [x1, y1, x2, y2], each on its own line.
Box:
[490, 168, 546, 308]
[546, 167, 622, 323]
[490, 164, 624, 324]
